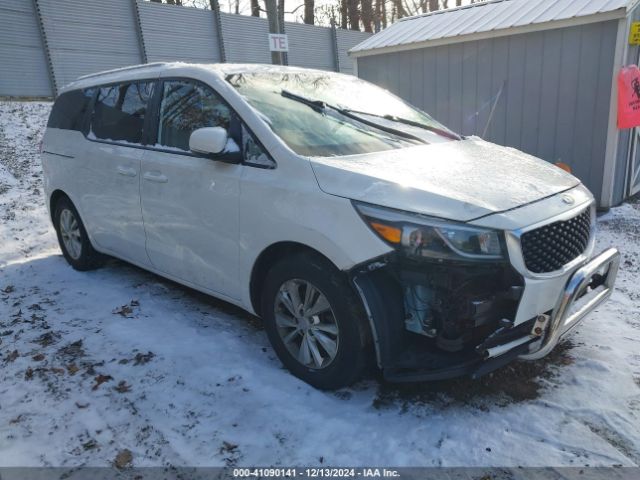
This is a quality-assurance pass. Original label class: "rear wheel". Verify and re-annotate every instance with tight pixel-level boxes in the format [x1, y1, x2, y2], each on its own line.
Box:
[261, 253, 371, 390]
[53, 196, 104, 271]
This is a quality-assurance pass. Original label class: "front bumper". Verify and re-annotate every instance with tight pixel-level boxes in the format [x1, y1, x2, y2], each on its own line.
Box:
[353, 248, 620, 382]
[517, 247, 620, 361]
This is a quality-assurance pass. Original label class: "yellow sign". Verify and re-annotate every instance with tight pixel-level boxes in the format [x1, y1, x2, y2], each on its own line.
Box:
[630, 22, 640, 45]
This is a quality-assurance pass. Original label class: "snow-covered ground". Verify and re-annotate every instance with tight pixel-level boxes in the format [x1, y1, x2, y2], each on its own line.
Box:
[0, 100, 639, 468]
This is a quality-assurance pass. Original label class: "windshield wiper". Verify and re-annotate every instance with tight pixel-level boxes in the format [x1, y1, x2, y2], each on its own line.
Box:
[280, 90, 427, 145]
[281, 89, 328, 112]
[342, 108, 461, 140]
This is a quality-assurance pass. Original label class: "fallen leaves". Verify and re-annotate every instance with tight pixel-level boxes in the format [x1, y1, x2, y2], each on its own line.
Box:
[114, 449, 133, 469]
[92, 374, 113, 391]
[32, 331, 60, 347]
[220, 441, 238, 454]
[114, 381, 131, 393]
[133, 351, 154, 366]
[6, 350, 19, 362]
[32, 353, 45, 361]
[112, 300, 140, 318]
[82, 439, 98, 451]
[9, 414, 24, 425]
[57, 339, 85, 359]
[1, 285, 14, 294]
[66, 363, 79, 375]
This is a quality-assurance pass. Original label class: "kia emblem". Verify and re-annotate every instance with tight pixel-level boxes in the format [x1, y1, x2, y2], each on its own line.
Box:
[561, 194, 575, 205]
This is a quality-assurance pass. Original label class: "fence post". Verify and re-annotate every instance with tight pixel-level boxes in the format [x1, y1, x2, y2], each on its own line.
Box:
[131, 0, 148, 64]
[330, 20, 340, 72]
[210, 0, 226, 62]
[32, 0, 57, 96]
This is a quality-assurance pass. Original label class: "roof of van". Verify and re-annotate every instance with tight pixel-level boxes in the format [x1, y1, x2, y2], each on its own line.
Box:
[60, 63, 340, 93]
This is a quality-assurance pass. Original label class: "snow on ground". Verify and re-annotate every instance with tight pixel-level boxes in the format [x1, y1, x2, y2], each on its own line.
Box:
[0, 100, 639, 468]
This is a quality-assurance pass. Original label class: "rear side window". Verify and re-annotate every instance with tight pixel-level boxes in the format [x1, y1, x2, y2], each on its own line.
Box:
[47, 88, 95, 132]
[157, 80, 231, 152]
[89, 82, 154, 145]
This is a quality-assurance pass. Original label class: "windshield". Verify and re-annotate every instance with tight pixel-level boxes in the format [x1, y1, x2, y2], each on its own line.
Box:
[226, 72, 458, 157]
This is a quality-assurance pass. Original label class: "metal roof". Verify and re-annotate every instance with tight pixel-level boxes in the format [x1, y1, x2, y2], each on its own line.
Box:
[351, 0, 637, 56]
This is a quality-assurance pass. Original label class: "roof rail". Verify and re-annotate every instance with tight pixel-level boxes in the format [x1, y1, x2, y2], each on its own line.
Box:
[76, 62, 171, 81]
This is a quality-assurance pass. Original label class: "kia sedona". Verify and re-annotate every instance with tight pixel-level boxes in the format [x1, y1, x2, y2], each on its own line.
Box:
[41, 63, 620, 389]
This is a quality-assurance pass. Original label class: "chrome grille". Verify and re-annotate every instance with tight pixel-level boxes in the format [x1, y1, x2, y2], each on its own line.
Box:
[521, 209, 591, 274]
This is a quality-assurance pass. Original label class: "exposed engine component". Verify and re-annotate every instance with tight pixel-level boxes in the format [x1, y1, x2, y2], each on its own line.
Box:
[403, 283, 437, 337]
[393, 258, 524, 352]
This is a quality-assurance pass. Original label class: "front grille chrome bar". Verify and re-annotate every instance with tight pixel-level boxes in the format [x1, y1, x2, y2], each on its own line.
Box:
[519, 248, 620, 360]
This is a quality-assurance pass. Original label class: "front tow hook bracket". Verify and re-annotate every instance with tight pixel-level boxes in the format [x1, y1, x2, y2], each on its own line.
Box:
[531, 314, 550, 337]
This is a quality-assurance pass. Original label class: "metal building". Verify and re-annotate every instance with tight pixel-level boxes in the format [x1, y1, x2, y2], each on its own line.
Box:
[0, 0, 370, 98]
[351, 0, 640, 207]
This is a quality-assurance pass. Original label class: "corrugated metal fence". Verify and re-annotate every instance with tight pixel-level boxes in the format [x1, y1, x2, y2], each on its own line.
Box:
[0, 0, 371, 97]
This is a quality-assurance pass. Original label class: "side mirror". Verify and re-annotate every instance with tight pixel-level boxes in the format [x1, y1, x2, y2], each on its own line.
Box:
[189, 127, 229, 156]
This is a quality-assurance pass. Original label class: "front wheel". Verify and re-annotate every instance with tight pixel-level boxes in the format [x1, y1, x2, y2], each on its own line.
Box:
[261, 253, 371, 390]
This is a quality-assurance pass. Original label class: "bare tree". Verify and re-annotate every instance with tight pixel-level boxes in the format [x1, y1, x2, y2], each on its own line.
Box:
[340, 0, 348, 28]
[346, 0, 361, 29]
[394, 0, 407, 19]
[303, 0, 315, 24]
[374, 0, 383, 31]
[250, 0, 260, 16]
[361, 0, 374, 32]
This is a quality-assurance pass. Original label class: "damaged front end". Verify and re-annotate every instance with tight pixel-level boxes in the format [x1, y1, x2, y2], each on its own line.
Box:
[352, 253, 528, 381]
[350, 201, 620, 382]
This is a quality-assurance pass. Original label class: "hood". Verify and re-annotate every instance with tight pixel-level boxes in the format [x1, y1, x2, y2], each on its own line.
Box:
[309, 137, 580, 222]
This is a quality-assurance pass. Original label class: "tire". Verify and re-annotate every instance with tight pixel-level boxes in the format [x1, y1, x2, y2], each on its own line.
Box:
[53, 196, 104, 271]
[261, 252, 371, 390]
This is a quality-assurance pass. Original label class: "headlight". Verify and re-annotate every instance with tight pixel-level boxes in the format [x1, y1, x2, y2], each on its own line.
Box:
[354, 202, 504, 261]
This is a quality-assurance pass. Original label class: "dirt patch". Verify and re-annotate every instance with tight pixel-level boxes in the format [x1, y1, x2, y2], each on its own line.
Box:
[373, 340, 575, 410]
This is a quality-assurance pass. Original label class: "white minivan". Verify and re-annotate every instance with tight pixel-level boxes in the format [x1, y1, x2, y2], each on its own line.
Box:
[42, 62, 620, 389]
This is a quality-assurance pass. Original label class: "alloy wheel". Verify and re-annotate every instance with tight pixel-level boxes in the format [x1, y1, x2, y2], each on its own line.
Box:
[59, 208, 82, 260]
[274, 279, 339, 369]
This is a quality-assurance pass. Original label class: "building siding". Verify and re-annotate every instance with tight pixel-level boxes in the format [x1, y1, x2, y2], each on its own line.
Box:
[37, 0, 144, 90]
[0, 0, 52, 96]
[138, 1, 221, 64]
[357, 21, 619, 204]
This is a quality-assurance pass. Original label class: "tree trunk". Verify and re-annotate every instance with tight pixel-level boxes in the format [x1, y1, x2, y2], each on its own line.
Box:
[456, 0, 462, 5]
[265, 0, 281, 64]
[340, 0, 348, 29]
[361, 0, 373, 32]
[278, 0, 285, 28]
[374, 0, 382, 32]
[428, 0, 438, 12]
[250, 0, 260, 16]
[304, 0, 315, 24]
[381, 0, 387, 28]
[394, 0, 406, 19]
[347, 0, 360, 30]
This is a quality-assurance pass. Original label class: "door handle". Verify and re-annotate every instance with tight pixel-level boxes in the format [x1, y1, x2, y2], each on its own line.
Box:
[143, 171, 168, 183]
[116, 166, 137, 177]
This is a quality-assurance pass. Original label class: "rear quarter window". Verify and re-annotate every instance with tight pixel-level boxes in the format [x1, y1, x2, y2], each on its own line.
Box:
[47, 88, 95, 132]
[89, 82, 154, 145]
